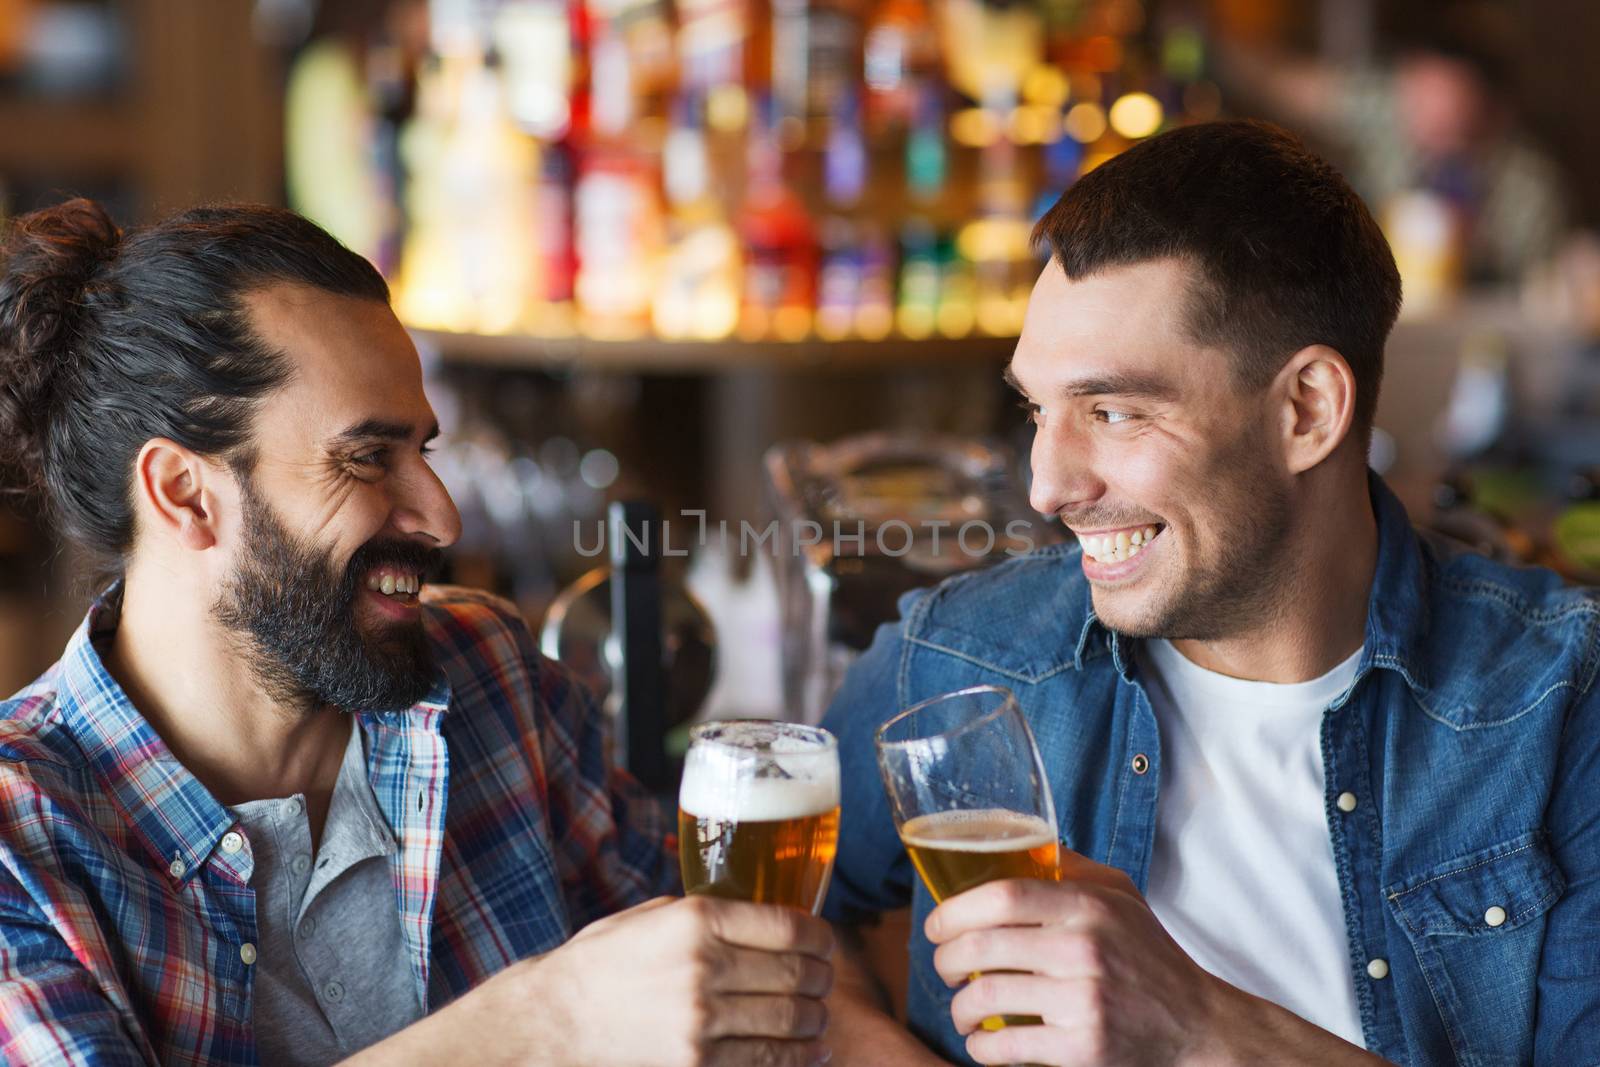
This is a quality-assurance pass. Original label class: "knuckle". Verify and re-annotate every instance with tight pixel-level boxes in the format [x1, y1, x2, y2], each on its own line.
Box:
[682, 894, 717, 925]
[684, 989, 714, 1036]
[780, 950, 806, 988]
[967, 975, 999, 1015]
[804, 956, 834, 998]
[995, 879, 1029, 912]
[1078, 979, 1108, 1025]
[1068, 931, 1105, 975]
[1076, 892, 1113, 924]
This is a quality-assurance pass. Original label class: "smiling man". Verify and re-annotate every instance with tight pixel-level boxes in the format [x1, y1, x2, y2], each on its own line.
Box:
[818, 121, 1600, 1066]
[0, 201, 833, 1066]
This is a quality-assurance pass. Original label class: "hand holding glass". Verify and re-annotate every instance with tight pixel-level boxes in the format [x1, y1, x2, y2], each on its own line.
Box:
[875, 685, 1061, 1034]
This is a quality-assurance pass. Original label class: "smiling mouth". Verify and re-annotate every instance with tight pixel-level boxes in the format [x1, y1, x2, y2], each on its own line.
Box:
[364, 567, 423, 598]
[1073, 523, 1165, 564]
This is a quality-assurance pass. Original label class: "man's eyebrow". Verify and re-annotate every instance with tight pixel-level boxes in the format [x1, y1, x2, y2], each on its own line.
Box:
[1002, 363, 1027, 395]
[1005, 363, 1180, 402]
[1060, 373, 1179, 401]
[328, 418, 441, 447]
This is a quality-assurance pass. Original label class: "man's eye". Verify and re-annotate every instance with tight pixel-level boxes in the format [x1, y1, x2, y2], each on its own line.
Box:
[351, 448, 388, 468]
[1095, 409, 1136, 425]
[1017, 399, 1045, 423]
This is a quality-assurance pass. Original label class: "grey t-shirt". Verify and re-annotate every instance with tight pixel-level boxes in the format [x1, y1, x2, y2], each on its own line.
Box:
[230, 721, 423, 1066]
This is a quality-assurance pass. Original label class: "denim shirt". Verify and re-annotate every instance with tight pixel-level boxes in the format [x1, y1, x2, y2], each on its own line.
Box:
[820, 474, 1600, 1067]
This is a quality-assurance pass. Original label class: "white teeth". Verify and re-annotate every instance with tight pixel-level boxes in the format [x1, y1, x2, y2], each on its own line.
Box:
[1077, 525, 1162, 564]
[381, 574, 396, 595]
[366, 574, 381, 591]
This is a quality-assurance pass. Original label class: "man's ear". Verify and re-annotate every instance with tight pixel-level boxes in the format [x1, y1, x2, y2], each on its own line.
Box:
[133, 439, 223, 552]
[1276, 344, 1358, 475]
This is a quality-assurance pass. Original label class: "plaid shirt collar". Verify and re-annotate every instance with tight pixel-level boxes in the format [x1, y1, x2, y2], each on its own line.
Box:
[54, 583, 452, 889]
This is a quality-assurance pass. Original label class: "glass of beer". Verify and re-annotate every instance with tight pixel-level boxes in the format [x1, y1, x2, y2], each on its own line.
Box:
[678, 720, 841, 914]
[875, 685, 1060, 1036]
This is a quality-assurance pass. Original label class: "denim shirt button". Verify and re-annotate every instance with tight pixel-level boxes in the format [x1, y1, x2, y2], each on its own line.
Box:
[1485, 905, 1508, 927]
[1336, 791, 1358, 813]
[1366, 958, 1390, 980]
[1131, 753, 1150, 775]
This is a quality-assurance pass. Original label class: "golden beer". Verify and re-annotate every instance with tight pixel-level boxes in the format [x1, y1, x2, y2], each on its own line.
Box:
[678, 721, 842, 914]
[899, 809, 1060, 902]
[901, 808, 1060, 1033]
[677, 800, 841, 912]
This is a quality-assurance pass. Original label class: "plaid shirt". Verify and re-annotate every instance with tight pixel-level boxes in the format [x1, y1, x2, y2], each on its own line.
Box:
[0, 585, 677, 1065]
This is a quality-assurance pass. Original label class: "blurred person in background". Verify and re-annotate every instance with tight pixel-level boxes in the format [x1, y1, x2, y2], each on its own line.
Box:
[1218, 16, 1571, 291]
[0, 200, 832, 1067]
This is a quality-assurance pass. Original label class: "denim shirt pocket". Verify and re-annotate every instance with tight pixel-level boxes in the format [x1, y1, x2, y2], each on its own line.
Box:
[1385, 831, 1565, 1067]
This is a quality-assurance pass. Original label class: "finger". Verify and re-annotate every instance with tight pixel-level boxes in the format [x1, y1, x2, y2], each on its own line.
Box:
[933, 926, 1102, 987]
[926, 878, 1112, 944]
[704, 1038, 831, 1067]
[570, 895, 676, 940]
[965, 1023, 1080, 1067]
[949, 973, 1097, 1035]
[688, 897, 835, 958]
[705, 994, 829, 1040]
[711, 946, 834, 998]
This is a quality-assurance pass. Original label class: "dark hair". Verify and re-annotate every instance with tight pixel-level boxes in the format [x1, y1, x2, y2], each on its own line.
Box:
[0, 198, 389, 574]
[1032, 120, 1402, 433]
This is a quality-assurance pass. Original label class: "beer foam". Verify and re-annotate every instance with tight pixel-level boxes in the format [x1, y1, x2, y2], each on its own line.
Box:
[679, 773, 840, 823]
[899, 809, 1057, 852]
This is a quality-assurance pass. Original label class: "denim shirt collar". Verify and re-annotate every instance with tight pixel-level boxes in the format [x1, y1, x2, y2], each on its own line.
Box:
[55, 582, 451, 888]
[1078, 470, 1429, 699]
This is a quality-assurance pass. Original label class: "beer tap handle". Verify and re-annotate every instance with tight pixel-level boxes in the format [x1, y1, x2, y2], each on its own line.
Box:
[609, 499, 671, 792]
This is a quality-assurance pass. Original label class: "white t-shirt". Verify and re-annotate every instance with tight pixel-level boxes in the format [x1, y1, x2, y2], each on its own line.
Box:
[1138, 638, 1366, 1048]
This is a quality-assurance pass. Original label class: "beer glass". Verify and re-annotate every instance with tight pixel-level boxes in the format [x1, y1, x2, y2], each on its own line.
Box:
[678, 720, 841, 914]
[875, 685, 1060, 1036]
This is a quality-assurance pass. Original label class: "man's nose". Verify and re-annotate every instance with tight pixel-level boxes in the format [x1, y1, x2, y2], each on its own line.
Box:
[391, 461, 462, 548]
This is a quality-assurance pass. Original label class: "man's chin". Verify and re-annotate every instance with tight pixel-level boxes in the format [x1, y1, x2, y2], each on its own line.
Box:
[1090, 588, 1171, 640]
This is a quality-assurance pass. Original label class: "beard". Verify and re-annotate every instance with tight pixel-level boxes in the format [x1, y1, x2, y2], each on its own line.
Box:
[213, 476, 443, 714]
[1089, 425, 1295, 643]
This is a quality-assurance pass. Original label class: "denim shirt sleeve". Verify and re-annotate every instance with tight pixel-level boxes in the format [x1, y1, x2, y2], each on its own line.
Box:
[819, 591, 923, 925]
[1534, 677, 1600, 1063]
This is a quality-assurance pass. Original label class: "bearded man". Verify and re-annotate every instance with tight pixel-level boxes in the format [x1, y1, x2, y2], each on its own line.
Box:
[0, 201, 831, 1067]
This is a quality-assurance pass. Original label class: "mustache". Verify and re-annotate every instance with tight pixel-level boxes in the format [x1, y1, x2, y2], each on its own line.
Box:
[1056, 510, 1165, 531]
[343, 539, 445, 585]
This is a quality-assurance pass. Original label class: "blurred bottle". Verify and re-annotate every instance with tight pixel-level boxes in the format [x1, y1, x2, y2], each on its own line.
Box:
[1384, 190, 1464, 317]
[395, 46, 539, 334]
[895, 218, 941, 340]
[905, 80, 948, 203]
[575, 150, 664, 339]
[589, 0, 676, 131]
[738, 96, 817, 340]
[959, 87, 1033, 336]
[862, 0, 938, 133]
[529, 143, 579, 337]
[493, 0, 581, 140]
[679, 0, 755, 131]
[653, 95, 743, 340]
[816, 88, 868, 340]
[773, 0, 864, 131]
[939, 0, 1042, 105]
[286, 37, 394, 272]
